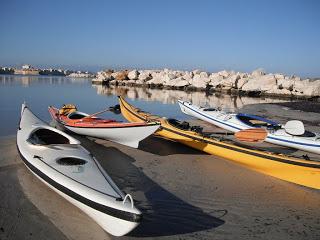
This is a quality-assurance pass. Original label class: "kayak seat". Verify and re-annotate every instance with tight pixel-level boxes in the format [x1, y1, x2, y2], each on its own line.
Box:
[56, 157, 87, 165]
[29, 129, 70, 145]
[236, 114, 280, 128]
[203, 108, 218, 111]
[68, 113, 88, 119]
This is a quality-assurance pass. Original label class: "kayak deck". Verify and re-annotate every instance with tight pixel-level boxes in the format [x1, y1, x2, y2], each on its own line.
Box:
[49, 106, 153, 128]
[193, 119, 320, 162]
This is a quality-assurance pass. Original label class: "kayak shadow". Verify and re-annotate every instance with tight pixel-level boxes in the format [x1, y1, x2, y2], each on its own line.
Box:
[138, 135, 206, 156]
[78, 137, 225, 237]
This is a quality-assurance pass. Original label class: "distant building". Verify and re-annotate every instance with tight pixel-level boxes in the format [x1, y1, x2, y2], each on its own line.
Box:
[22, 64, 31, 70]
[15, 65, 39, 75]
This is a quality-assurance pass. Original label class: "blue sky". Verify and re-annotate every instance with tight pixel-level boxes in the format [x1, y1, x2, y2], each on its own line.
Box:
[0, 0, 319, 77]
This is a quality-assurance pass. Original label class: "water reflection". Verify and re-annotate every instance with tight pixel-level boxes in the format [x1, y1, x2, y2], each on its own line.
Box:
[93, 85, 288, 111]
[0, 74, 90, 86]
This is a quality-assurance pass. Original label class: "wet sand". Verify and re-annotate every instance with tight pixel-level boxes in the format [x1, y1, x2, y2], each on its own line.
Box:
[1, 102, 320, 240]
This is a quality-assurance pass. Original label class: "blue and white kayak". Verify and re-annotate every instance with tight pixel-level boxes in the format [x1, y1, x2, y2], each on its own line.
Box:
[178, 100, 320, 155]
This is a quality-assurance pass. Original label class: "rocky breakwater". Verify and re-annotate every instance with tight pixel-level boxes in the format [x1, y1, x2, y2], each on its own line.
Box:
[92, 68, 320, 99]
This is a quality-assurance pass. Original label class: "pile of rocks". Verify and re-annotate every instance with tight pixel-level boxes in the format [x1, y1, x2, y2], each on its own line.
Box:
[92, 68, 320, 98]
[68, 71, 95, 78]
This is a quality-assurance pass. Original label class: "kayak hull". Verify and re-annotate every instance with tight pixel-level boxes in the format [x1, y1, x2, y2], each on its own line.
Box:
[18, 104, 141, 236]
[119, 96, 320, 189]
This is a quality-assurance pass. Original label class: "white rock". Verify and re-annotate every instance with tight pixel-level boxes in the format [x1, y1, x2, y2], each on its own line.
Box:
[277, 78, 294, 90]
[218, 70, 230, 78]
[219, 74, 240, 89]
[138, 71, 152, 81]
[199, 72, 209, 78]
[182, 72, 193, 82]
[190, 74, 208, 88]
[167, 73, 177, 80]
[242, 74, 276, 92]
[292, 79, 309, 94]
[208, 73, 223, 87]
[148, 77, 163, 85]
[236, 78, 249, 89]
[274, 73, 285, 80]
[174, 78, 189, 87]
[303, 80, 320, 96]
[292, 79, 320, 96]
[111, 72, 118, 79]
[192, 69, 201, 75]
[266, 85, 292, 95]
[251, 68, 266, 78]
[128, 70, 139, 80]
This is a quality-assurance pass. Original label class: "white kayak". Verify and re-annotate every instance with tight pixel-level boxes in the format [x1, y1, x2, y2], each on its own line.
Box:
[17, 104, 142, 236]
[178, 100, 320, 155]
[48, 106, 160, 148]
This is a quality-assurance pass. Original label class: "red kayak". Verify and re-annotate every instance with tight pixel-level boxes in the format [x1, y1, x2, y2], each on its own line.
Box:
[48, 105, 160, 148]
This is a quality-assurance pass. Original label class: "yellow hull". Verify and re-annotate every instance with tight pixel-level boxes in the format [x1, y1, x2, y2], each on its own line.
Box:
[118, 96, 320, 189]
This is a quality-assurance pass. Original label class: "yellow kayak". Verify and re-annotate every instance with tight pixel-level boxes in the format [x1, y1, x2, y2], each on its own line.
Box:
[118, 96, 320, 189]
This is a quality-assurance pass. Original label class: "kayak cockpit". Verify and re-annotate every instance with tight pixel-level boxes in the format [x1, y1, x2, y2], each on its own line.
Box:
[236, 113, 280, 129]
[27, 128, 72, 145]
[56, 157, 87, 165]
[203, 107, 219, 111]
[67, 111, 90, 119]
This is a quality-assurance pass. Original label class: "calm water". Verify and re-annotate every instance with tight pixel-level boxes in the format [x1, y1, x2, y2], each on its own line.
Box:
[0, 74, 288, 137]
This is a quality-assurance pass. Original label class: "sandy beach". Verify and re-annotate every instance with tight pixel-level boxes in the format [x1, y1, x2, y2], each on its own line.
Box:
[1, 102, 320, 240]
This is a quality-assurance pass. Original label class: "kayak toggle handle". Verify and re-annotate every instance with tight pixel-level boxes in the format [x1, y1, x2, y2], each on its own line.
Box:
[122, 194, 134, 208]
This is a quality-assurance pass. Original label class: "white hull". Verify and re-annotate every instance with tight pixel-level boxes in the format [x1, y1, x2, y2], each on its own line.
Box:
[17, 104, 141, 236]
[178, 100, 320, 154]
[65, 124, 159, 148]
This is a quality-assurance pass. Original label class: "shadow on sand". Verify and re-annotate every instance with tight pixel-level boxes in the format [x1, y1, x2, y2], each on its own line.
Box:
[78, 137, 225, 237]
[138, 135, 206, 156]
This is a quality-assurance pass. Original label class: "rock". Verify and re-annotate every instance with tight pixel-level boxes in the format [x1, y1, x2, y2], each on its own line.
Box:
[92, 71, 113, 84]
[138, 71, 152, 81]
[190, 74, 208, 89]
[92, 68, 320, 98]
[219, 74, 240, 89]
[199, 72, 209, 78]
[239, 72, 248, 78]
[277, 78, 294, 91]
[182, 72, 193, 82]
[218, 70, 230, 78]
[290, 75, 301, 81]
[208, 73, 223, 87]
[192, 69, 201, 75]
[114, 70, 128, 81]
[242, 74, 276, 92]
[128, 70, 139, 80]
[292, 79, 309, 95]
[303, 80, 320, 96]
[236, 77, 249, 89]
[251, 68, 266, 78]
[274, 73, 285, 80]
[174, 78, 189, 88]
[167, 73, 177, 80]
[291, 79, 320, 96]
